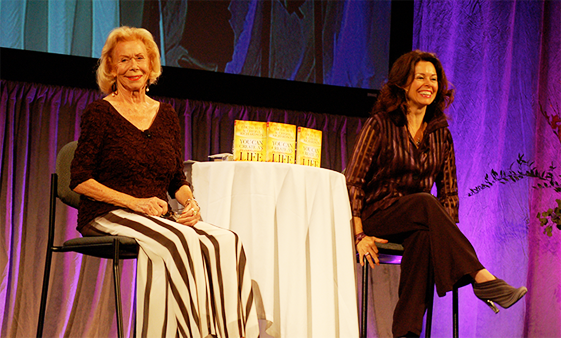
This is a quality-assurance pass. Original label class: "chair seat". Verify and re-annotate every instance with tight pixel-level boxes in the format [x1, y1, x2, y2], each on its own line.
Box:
[361, 240, 459, 338]
[376, 242, 404, 264]
[60, 236, 139, 259]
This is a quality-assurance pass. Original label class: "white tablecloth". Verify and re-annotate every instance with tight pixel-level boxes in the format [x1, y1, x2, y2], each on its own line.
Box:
[191, 161, 359, 338]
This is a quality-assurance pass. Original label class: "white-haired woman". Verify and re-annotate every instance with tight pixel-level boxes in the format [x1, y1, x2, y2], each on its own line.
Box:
[71, 26, 258, 338]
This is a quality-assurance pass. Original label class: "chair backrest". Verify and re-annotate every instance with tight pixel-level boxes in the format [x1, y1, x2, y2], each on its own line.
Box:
[56, 141, 81, 208]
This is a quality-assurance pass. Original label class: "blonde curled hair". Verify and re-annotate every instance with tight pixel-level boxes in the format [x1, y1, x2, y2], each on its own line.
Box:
[96, 26, 162, 94]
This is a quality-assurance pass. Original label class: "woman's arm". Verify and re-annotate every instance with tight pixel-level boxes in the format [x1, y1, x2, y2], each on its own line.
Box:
[74, 178, 168, 216]
[345, 117, 380, 220]
[163, 104, 199, 226]
[435, 129, 460, 222]
[174, 184, 201, 226]
[345, 116, 388, 268]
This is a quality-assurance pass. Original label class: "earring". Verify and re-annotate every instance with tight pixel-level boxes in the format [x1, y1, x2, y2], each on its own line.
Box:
[146, 81, 150, 93]
[111, 81, 117, 96]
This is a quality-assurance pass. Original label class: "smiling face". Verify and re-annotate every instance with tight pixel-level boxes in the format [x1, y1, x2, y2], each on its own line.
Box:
[404, 61, 438, 112]
[111, 39, 151, 94]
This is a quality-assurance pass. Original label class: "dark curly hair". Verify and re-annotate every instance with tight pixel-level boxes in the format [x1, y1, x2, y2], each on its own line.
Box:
[374, 50, 454, 122]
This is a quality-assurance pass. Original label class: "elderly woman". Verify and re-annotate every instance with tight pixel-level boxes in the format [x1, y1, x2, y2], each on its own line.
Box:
[70, 26, 258, 338]
[345, 50, 527, 338]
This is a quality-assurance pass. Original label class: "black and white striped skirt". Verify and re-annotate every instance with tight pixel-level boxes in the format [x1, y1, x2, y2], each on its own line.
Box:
[88, 209, 259, 338]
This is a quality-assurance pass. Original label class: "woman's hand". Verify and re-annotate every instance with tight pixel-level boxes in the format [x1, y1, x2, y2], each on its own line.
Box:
[174, 185, 201, 227]
[176, 199, 201, 227]
[357, 234, 389, 269]
[129, 197, 169, 216]
[352, 216, 388, 269]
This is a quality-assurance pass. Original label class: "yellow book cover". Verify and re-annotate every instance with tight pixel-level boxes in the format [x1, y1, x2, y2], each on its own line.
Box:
[232, 120, 266, 162]
[296, 127, 322, 167]
[265, 122, 296, 163]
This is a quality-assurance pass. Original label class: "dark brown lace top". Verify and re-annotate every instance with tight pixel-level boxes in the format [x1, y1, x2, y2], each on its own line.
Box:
[70, 99, 188, 231]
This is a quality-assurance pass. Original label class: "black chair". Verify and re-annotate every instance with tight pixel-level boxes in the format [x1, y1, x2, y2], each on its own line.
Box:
[360, 242, 459, 338]
[36, 141, 139, 338]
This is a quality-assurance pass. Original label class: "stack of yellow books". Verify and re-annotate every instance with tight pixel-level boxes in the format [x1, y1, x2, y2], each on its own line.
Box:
[232, 120, 322, 166]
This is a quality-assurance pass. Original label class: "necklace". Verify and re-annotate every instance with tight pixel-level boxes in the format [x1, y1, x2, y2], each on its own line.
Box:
[408, 122, 426, 147]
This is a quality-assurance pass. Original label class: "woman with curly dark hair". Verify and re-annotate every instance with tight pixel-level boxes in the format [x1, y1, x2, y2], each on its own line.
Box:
[345, 50, 526, 337]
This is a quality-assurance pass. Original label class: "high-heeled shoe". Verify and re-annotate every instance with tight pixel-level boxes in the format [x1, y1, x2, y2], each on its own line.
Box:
[473, 278, 527, 314]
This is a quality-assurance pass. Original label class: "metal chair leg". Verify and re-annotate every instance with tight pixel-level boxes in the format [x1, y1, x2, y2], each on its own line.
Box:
[113, 238, 124, 338]
[360, 257, 368, 338]
[36, 249, 53, 338]
[37, 175, 58, 338]
[424, 260, 435, 338]
[453, 286, 459, 338]
[360, 251, 460, 338]
[424, 285, 434, 338]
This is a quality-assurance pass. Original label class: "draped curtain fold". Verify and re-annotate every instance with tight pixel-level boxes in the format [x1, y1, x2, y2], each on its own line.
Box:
[409, 1, 561, 337]
[527, 1, 561, 337]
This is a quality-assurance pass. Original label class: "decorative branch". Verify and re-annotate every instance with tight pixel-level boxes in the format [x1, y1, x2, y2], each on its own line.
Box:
[467, 154, 561, 197]
[468, 154, 561, 237]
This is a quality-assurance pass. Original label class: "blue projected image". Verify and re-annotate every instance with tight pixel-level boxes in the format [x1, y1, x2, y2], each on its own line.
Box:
[0, 0, 390, 89]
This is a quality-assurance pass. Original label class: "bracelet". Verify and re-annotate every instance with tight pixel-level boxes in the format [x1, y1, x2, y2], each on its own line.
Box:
[186, 198, 199, 207]
[355, 232, 366, 245]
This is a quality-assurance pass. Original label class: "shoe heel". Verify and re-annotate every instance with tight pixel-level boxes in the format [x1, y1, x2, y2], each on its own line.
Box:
[473, 278, 527, 311]
[485, 300, 500, 314]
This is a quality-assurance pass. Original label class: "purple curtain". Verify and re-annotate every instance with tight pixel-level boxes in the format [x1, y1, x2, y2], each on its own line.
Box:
[359, 2, 561, 337]
[410, 1, 560, 337]
[527, 1, 561, 337]
[0, 79, 364, 337]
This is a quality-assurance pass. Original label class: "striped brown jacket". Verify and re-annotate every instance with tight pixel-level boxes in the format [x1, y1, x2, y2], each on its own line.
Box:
[345, 110, 459, 223]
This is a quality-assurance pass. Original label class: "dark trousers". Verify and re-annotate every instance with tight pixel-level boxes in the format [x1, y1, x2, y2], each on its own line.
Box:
[363, 193, 484, 338]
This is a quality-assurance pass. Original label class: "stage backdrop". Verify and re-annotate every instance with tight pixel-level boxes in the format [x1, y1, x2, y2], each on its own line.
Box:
[0, 0, 390, 89]
[1, 1, 561, 338]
